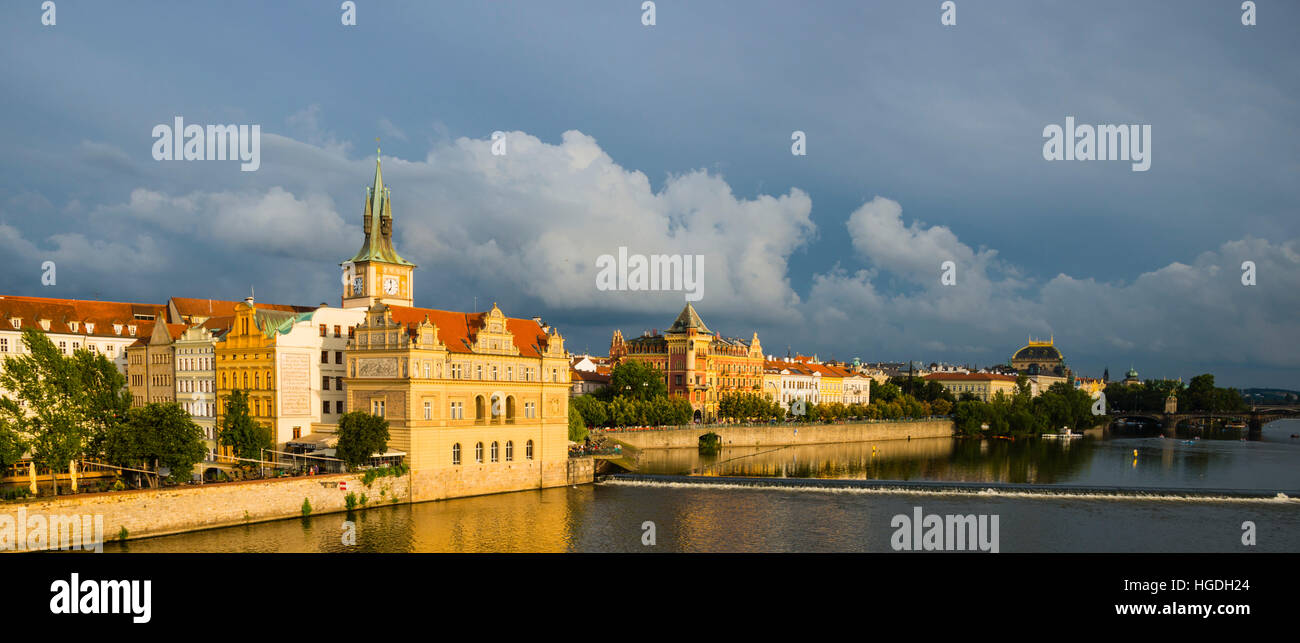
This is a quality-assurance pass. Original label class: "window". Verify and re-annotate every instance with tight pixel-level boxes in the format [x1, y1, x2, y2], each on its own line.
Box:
[525, 402, 536, 418]
[336, 400, 345, 414]
[476, 365, 483, 380]
[505, 441, 514, 461]
[334, 351, 342, 364]
[491, 365, 498, 381]
[321, 350, 329, 363]
[0, 338, 7, 352]
[452, 443, 461, 465]
[322, 376, 330, 391]
[336, 376, 344, 389]
[490, 441, 499, 462]
[333, 325, 341, 338]
[506, 366, 513, 381]
[451, 364, 462, 379]
[319, 324, 327, 337]
[293, 427, 302, 439]
[58, 341, 67, 354]
[450, 401, 463, 419]
[423, 401, 432, 420]
[322, 401, 330, 415]
[423, 363, 430, 379]
[475, 442, 483, 463]
[372, 399, 385, 417]
[526, 440, 534, 460]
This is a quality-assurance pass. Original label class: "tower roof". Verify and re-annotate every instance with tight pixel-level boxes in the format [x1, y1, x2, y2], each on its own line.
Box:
[668, 303, 710, 334]
[348, 149, 415, 267]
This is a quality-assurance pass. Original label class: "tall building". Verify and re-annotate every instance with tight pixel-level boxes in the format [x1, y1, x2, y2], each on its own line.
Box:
[125, 320, 187, 407]
[340, 153, 573, 500]
[341, 149, 415, 310]
[610, 304, 763, 422]
[213, 299, 364, 453]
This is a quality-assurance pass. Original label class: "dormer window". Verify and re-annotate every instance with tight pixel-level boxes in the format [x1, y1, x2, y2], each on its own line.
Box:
[9, 318, 19, 329]
[114, 323, 123, 335]
[69, 321, 79, 333]
[38, 319, 50, 331]
[128, 325, 137, 336]
[85, 322, 95, 334]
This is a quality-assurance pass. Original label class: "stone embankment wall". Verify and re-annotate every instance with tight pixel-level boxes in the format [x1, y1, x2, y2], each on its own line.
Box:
[2, 472, 411, 545]
[3, 457, 597, 546]
[603, 420, 954, 450]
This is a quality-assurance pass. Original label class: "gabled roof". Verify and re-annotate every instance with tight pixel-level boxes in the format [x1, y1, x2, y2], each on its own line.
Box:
[384, 305, 556, 358]
[0, 295, 166, 338]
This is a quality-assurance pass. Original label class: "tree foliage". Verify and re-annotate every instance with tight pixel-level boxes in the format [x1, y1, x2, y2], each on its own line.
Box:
[0, 329, 129, 494]
[335, 410, 390, 470]
[218, 389, 272, 462]
[602, 360, 668, 401]
[104, 402, 206, 483]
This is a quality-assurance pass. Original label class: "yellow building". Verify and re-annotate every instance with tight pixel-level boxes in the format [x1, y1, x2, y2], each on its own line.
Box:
[341, 152, 572, 500]
[213, 299, 363, 454]
[923, 372, 1019, 402]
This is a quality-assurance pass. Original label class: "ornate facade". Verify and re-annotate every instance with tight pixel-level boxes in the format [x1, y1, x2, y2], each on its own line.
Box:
[341, 153, 572, 498]
[610, 303, 763, 422]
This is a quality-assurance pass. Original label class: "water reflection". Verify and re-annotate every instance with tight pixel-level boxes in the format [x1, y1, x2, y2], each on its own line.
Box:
[632, 420, 1300, 491]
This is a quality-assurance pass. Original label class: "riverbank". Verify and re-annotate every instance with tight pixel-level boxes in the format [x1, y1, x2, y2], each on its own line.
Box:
[600, 419, 953, 450]
[2, 457, 597, 546]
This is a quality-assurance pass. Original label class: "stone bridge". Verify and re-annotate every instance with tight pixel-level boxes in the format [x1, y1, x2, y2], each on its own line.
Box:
[1109, 405, 1300, 434]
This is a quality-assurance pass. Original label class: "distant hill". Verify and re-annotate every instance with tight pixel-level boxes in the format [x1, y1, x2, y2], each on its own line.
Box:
[1242, 388, 1300, 404]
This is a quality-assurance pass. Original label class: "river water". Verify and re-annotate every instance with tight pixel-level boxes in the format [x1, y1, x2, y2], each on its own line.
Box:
[107, 420, 1300, 553]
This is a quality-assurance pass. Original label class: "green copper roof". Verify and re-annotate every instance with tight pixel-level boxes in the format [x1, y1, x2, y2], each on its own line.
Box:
[348, 149, 415, 267]
[255, 310, 315, 337]
[668, 303, 711, 334]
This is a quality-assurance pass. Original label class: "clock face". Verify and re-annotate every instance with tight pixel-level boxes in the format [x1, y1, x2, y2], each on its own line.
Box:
[383, 277, 399, 295]
[352, 276, 364, 294]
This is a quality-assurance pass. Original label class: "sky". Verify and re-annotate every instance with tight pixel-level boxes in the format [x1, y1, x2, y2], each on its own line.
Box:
[1, 1, 1297, 388]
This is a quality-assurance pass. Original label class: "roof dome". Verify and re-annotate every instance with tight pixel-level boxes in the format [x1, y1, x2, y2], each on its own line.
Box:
[1125, 367, 1139, 379]
[1013, 344, 1062, 361]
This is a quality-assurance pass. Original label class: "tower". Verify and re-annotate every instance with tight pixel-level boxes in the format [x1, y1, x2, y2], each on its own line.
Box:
[342, 147, 416, 309]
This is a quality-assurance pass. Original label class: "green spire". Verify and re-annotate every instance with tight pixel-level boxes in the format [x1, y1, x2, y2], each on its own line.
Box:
[348, 147, 415, 267]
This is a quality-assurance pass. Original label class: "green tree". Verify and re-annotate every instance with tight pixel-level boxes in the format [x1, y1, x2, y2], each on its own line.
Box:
[104, 403, 206, 485]
[335, 411, 390, 470]
[218, 390, 272, 462]
[571, 395, 608, 427]
[605, 360, 668, 400]
[568, 405, 588, 442]
[0, 329, 122, 495]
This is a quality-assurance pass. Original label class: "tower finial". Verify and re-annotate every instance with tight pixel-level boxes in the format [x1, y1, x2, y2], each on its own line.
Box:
[376, 136, 380, 157]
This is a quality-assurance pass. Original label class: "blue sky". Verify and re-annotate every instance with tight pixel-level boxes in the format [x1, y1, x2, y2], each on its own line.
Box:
[1, 1, 1297, 388]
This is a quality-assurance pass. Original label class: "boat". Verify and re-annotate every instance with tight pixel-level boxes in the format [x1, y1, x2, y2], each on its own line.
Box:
[1225, 420, 1247, 430]
[1042, 428, 1083, 439]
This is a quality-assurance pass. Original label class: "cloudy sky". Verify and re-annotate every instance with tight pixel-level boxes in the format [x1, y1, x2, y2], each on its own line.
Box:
[1, 1, 1297, 388]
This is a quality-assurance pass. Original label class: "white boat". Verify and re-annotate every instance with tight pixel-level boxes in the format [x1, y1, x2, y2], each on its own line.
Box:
[1042, 428, 1083, 439]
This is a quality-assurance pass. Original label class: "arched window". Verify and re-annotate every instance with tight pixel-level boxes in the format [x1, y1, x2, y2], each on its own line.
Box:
[525, 439, 534, 460]
[490, 441, 499, 462]
[452, 443, 461, 465]
[475, 442, 483, 463]
[505, 441, 514, 461]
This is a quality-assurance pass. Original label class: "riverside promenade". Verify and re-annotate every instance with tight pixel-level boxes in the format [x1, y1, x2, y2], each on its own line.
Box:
[598, 419, 954, 450]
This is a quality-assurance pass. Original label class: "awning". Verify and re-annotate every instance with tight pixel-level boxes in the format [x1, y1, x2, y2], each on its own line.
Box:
[286, 433, 337, 449]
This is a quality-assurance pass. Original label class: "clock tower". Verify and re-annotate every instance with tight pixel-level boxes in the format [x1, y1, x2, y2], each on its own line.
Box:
[342, 147, 416, 309]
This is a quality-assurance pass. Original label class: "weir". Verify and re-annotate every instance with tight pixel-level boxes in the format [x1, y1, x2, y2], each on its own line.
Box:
[602, 473, 1299, 501]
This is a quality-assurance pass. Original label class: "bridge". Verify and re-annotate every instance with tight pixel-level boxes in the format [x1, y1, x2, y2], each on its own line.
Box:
[1109, 405, 1300, 434]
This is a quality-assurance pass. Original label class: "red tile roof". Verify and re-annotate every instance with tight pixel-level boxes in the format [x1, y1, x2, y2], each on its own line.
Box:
[168, 297, 314, 322]
[384, 305, 557, 358]
[0, 295, 166, 338]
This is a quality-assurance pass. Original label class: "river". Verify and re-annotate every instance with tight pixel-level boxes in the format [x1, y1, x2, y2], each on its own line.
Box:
[106, 420, 1300, 553]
